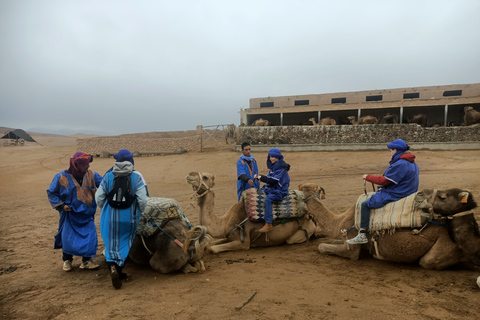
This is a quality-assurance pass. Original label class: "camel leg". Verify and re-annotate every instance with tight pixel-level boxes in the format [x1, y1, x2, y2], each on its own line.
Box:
[193, 260, 206, 272]
[286, 220, 316, 245]
[318, 242, 361, 260]
[419, 233, 464, 269]
[181, 263, 198, 274]
[210, 238, 228, 245]
[210, 240, 251, 253]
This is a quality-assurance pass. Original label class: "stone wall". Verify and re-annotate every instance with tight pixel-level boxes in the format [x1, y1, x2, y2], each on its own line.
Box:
[77, 131, 201, 156]
[237, 124, 480, 145]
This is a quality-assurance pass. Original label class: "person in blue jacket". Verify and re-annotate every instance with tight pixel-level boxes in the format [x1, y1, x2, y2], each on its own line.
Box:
[237, 142, 259, 201]
[95, 149, 148, 289]
[347, 139, 419, 244]
[47, 151, 103, 272]
[254, 148, 290, 232]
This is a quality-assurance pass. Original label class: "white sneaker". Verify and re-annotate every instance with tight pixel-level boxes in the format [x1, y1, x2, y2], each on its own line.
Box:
[63, 260, 73, 272]
[346, 232, 368, 244]
[79, 259, 99, 270]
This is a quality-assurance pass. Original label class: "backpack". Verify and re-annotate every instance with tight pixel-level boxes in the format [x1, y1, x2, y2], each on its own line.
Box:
[106, 174, 136, 209]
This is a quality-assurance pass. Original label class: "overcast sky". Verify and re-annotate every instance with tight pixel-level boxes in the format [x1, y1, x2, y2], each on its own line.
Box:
[1, 0, 479, 135]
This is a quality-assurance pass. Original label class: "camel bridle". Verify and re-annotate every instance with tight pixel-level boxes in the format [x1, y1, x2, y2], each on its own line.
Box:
[190, 172, 211, 198]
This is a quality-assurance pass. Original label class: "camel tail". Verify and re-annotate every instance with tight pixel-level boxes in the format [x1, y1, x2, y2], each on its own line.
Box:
[182, 226, 212, 260]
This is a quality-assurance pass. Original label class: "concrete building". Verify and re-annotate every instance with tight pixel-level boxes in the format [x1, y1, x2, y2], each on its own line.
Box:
[241, 83, 480, 127]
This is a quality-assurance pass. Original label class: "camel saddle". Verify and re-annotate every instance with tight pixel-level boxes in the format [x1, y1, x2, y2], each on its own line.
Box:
[243, 189, 308, 222]
[354, 192, 432, 233]
[137, 197, 192, 237]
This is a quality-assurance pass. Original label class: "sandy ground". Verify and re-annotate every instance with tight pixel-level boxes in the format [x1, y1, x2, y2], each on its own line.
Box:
[1, 135, 480, 320]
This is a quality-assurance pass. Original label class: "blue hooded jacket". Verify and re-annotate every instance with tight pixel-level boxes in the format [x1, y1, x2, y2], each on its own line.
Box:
[260, 148, 290, 197]
[367, 140, 419, 208]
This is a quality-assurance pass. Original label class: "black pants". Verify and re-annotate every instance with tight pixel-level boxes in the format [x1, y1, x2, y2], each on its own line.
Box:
[62, 252, 90, 262]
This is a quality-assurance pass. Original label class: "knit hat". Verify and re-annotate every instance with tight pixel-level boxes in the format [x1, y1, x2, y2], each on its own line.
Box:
[114, 149, 134, 165]
[387, 139, 410, 151]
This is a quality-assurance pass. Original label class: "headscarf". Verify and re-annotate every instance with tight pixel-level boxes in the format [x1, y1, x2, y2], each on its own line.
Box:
[266, 148, 284, 169]
[67, 151, 92, 179]
[114, 149, 134, 165]
[388, 139, 410, 164]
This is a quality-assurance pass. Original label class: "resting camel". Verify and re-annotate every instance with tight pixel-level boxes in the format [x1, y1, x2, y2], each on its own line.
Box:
[129, 209, 211, 274]
[299, 183, 479, 269]
[185, 172, 322, 253]
[464, 106, 480, 126]
[309, 117, 336, 126]
[407, 114, 428, 127]
[378, 113, 399, 124]
[347, 115, 378, 125]
[252, 118, 270, 126]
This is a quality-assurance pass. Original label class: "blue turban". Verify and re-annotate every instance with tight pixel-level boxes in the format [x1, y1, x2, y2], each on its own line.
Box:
[387, 139, 410, 152]
[114, 149, 134, 165]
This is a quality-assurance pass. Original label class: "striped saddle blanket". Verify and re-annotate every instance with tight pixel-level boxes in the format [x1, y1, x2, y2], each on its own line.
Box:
[137, 197, 191, 237]
[354, 192, 432, 233]
[243, 189, 308, 222]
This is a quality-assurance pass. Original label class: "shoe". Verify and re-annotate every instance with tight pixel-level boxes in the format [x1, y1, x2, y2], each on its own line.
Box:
[110, 265, 122, 289]
[63, 260, 73, 272]
[258, 223, 273, 233]
[346, 232, 368, 245]
[79, 259, 100, 270]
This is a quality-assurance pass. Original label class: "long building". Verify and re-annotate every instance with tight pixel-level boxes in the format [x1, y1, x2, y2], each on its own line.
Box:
[241, 83, 480, 127]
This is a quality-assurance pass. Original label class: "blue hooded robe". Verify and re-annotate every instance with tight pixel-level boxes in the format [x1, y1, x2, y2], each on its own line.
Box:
[237, 154, 259, 201]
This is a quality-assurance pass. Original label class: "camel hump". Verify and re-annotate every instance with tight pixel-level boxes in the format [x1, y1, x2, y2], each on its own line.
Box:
[243, 189, 307, 222]
[137, 197, 192, 237]
[353, 193, 432, 232]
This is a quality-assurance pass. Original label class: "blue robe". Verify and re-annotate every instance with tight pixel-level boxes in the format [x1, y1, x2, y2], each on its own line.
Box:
[237, 155, 259, 200]
[96, 169, 148, 267]
[47, 170, 103, 257]
[367, 152, 419, 208]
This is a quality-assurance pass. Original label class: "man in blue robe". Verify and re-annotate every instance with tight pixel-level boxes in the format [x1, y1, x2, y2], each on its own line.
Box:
[95, 149, 148, 289]
[347, 139, 420, 244]
[47, 151, 103, 271]
[237, 142, 259, 201]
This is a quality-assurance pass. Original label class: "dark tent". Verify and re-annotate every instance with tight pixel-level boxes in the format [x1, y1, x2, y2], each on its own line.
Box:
[1, 129, 36, 142]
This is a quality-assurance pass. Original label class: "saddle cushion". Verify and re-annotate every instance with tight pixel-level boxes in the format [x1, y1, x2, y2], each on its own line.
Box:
[243, 189, 307, 222]
[137, 197, 191, 237]
[354, 192, 432, 233]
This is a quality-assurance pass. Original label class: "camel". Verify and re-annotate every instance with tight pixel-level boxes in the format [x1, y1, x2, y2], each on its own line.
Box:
[464, 106, 480, 126]
[407, 114, 428, 127]
[224, 124, 236, 144]
[129, 219, 211, 274]
[299, 183, 478, 269]
[251, 118, 270, 126]
[185, 172, 322, 253]
[347, 115, 378, 125]
[378, 113, 399, 124]
[309, 117, 336, 126]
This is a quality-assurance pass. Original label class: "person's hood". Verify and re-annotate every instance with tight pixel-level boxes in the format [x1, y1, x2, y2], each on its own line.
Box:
[112, 161, 134, 176]
[399, 152, 416, 163]
[267, 148, 285, 169]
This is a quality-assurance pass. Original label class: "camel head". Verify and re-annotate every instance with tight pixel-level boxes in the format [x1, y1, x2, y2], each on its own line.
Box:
[415, 188, 478, 216]
[465, 106, 473, 112]
[186, 172, 215, 195]
[347, 116, 356, 123]
[298, 183, 326, 200]
[182, 225, 212, 263]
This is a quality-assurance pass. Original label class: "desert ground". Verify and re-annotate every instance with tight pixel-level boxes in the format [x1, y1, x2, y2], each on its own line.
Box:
[1, 132, 480, 320]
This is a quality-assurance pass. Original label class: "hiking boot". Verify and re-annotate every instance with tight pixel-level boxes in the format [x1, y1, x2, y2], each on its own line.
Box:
[346, 232, 368, 245]
[110, 265, 122, 289]
[258, 223, 273, 233]
[79, 259, 99, 270]
[63, 260, 73, 272]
